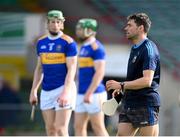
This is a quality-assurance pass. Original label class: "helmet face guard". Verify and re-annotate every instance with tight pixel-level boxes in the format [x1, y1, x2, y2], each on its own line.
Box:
[83, 28, 94, 37]
[76, 18, 98, 37]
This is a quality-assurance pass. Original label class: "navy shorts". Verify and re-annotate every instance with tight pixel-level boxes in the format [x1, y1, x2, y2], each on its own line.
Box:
[119, 106, 159, 128]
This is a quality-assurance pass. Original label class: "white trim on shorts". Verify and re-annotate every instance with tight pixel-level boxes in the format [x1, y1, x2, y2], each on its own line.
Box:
[75, 91, 107, 114]
[40, 82, 76, 111]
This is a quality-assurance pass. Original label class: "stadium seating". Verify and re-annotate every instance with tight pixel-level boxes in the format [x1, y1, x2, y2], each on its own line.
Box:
[89, 0, 180, 76]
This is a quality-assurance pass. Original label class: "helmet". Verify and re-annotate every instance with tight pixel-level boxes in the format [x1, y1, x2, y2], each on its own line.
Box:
[76, 18, 98, 31]
[47, 10, 65, 21]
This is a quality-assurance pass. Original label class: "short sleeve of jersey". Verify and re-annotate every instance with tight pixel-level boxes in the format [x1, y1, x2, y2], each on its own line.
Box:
[92, 47, 105, 61]
[143, 43, 158, 71]
[36, 40, 40, 56]
[66, 41, 78, 57]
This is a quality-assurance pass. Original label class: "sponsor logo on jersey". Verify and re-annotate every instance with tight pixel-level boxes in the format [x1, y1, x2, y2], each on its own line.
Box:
[40, 53, 66, 64]
[80, 48, 88, 56]
[79, 57, 94, 67]
[41, 45, 46, 49]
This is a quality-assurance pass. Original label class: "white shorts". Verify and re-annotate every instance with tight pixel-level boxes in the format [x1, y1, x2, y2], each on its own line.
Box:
[75, 91, 107, 114]
[40, 82, 76, 111]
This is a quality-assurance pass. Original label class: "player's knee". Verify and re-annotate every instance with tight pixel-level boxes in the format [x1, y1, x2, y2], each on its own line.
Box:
[91, 122, 104, 132]
[91, 122, 108, 136]
[45, 124, 56, 135]
[117, 129, 129, 136]
[74, 121, 88, 136]
[55, 125, 68, 135]
[57, 128, 67, 135]
[56, 127, 67, 135]
[116, 128, 132, 136]
[74, 121, 86, 132]
[117, 130, 123, 136]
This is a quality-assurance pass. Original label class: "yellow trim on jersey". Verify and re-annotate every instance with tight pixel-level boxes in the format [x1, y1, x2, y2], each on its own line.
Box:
[40, 53, 66, 64]
[61, 34, 73, 44]
[79, 57, 94, 68]
[38, 34, 48, 41]
[91, 41, 99, 50]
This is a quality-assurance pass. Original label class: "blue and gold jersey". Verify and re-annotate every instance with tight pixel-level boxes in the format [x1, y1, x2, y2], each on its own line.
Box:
[78, 38, 106, 94]
[36, 32, 78, 91]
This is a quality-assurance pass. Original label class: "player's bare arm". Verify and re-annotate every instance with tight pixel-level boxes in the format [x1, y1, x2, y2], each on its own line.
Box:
[84, 60, 105, 103]
[58, 56, 77, 107]
[123, 69, 154, 90]
[29, 57, 43, 105]
[106, 69, 154, 92]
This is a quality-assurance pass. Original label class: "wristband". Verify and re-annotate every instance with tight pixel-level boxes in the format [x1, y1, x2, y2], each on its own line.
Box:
[120, 82, 125, 92]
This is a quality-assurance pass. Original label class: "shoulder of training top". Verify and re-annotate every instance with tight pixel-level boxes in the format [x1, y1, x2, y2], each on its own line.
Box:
[61, 34, 74, 44]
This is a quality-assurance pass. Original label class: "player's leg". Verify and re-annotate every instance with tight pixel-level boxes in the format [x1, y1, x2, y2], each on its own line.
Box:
[42, 110, 56, 136]
[131, 106, 159, 136]
[138, 124, 159, 136]
[117, 122, 138, 136]
[74, 112, 89, 136]
[53, 87, 72, 136]
[74, 94, 89, 136]
[89, 112, 109, 136]
[117, 106, 139, 136]
[138, 106, 159, 136]
[54, 109, 72, 136]
[40, 89, 57, 136]
[52, 84, 76, 136]
[153, 124, 159, 136]
[88, 92, 108, 136]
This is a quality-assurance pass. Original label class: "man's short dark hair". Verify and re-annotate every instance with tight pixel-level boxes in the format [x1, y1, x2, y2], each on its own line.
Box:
[127, 13, 151, 33]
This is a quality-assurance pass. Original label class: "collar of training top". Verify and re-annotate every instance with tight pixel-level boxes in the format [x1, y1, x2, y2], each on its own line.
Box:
[133, 38, 148, 49]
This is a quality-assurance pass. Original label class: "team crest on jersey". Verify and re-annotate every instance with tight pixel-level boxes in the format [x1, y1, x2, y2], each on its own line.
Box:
[132, 56, 137, 63]
[56, 45, 61, 51]
[80, 48, 88, 56]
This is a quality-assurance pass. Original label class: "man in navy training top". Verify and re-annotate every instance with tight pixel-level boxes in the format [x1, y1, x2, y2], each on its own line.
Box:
[106, 13, 161, 136]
